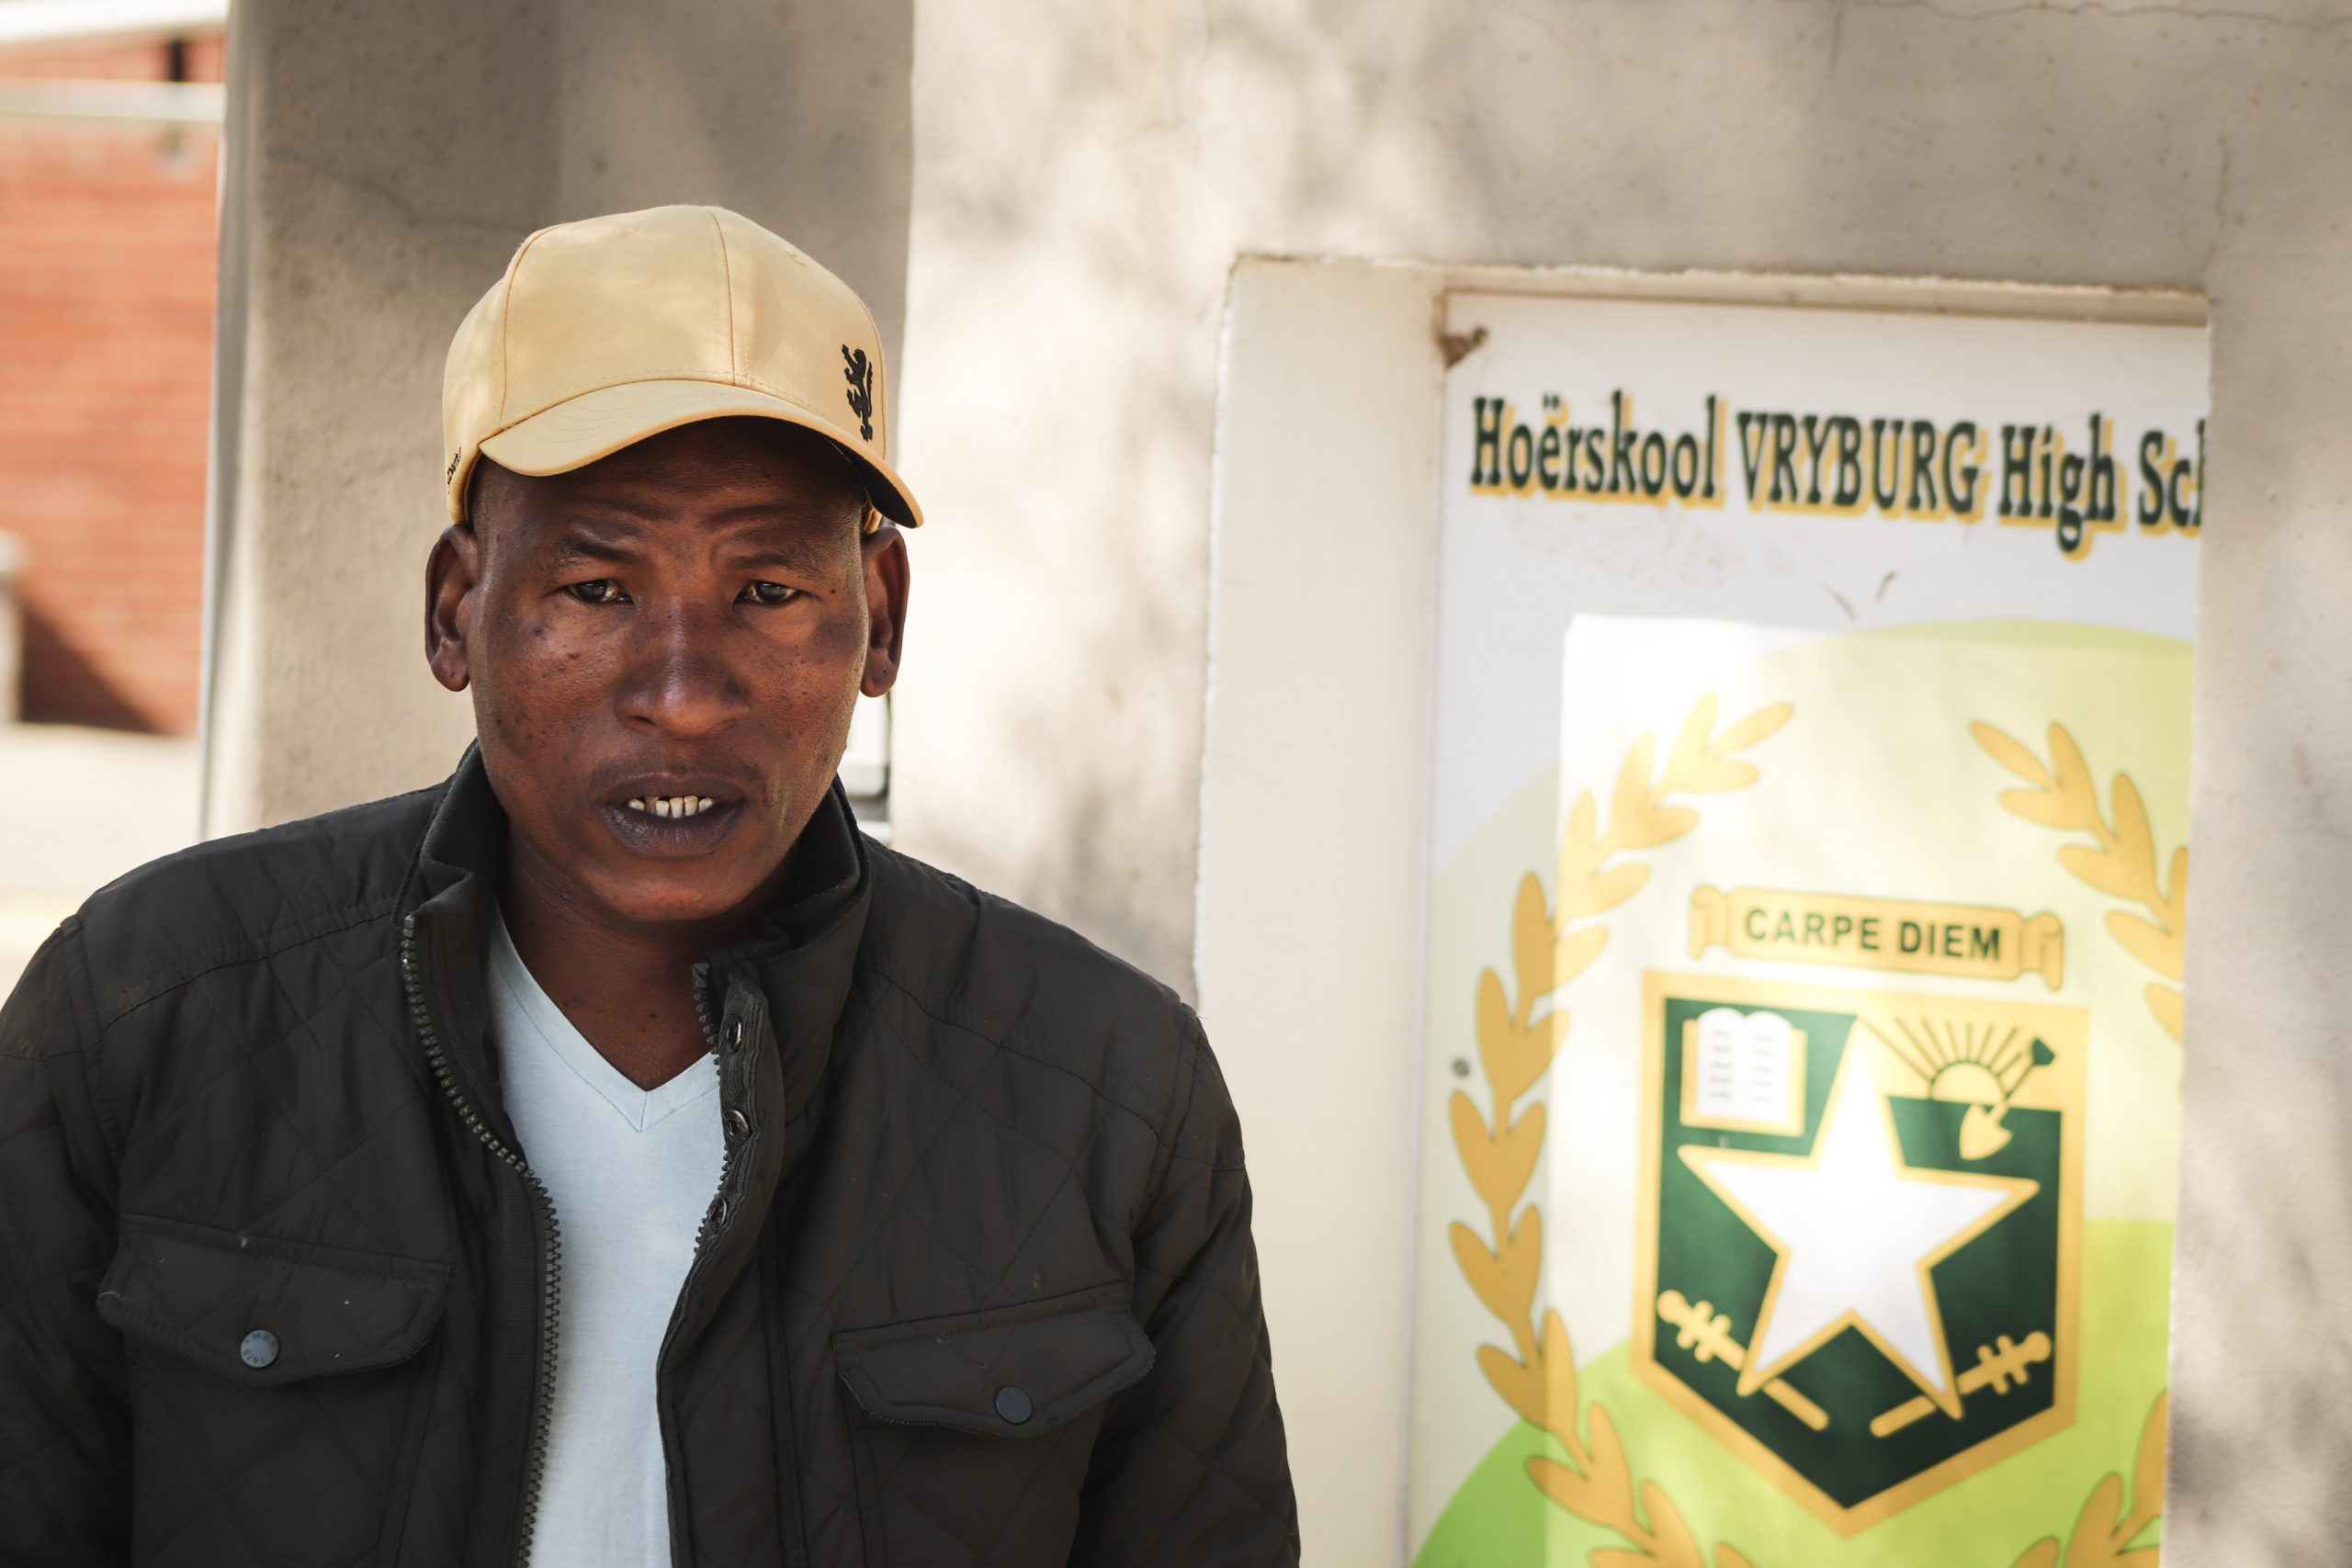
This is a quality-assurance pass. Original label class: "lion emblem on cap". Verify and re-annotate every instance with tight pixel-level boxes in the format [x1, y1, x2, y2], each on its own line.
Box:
[842, 346, 875, 442]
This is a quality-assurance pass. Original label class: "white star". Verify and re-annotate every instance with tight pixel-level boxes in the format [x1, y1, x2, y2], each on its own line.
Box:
[1679, 1040, 2038, 1415]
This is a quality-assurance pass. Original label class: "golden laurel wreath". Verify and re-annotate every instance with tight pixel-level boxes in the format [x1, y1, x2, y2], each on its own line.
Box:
[1454, 702, 2171, 1567]
[1970, 722, 2187, 1043]
[1451, 694, 1790, 1568]
[2006, 1393, 2167, 1568]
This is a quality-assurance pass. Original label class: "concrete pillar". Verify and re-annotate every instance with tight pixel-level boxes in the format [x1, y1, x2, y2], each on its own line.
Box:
[0, 531, 20, 724]
[202, 0, 912, 834]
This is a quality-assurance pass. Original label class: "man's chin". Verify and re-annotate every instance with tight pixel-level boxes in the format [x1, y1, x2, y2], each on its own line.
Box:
[572, 829, 792, 933]
[583, 872, 784, 936]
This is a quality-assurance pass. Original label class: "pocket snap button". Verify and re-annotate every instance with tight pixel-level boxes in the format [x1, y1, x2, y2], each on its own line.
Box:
[993, 1385, 1033, 1425]
[240, 1329, 280, 1370]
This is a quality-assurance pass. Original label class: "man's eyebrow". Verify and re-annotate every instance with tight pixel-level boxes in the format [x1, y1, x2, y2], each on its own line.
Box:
[543, 528, 643, 567]
[727, 538, 837, 575]
[538, 525, 836, 576]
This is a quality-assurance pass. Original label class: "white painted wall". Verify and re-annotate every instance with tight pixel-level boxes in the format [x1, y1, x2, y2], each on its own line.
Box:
[894, 6, 2352, 1561]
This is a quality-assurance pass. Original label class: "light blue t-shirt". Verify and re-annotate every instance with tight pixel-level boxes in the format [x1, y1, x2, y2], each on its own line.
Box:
[488, 915, 725, 1568]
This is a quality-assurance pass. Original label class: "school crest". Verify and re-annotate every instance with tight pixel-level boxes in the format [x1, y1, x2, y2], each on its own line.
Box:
[1634, 971, 2086, 1533]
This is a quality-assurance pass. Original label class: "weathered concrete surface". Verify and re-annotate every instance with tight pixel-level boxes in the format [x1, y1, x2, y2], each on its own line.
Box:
[893, 3, 2352, 1561]
[202, 0, 913, 834]
[0, 534, 20, 726]
[894, 0, 2274, 990]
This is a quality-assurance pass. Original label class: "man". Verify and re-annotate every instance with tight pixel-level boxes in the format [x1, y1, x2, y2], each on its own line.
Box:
[0, 206, 1297, 1567]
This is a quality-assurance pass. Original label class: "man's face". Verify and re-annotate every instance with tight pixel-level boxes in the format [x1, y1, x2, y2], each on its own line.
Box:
[425, 417, 908, 931]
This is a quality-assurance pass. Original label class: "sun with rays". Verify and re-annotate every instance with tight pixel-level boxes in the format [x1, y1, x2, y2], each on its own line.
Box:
[1867, 1014, 2057, 1160]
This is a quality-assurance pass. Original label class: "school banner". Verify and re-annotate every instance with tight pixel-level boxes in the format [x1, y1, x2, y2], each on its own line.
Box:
[1409, 292, 2201, 1568]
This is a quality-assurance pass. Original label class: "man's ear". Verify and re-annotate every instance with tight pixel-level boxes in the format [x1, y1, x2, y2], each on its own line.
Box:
[425, 524, 483, 694]
[859, 522, 910, 697]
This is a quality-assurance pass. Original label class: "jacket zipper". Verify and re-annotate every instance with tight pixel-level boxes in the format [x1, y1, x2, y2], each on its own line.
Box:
[685, 964, 734, 1261]
[401, 914, 562, 1568]
[653, 966, 739, 1568]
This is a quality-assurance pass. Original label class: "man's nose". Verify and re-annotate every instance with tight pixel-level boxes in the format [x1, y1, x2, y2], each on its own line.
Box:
[616, 601, 748, 738]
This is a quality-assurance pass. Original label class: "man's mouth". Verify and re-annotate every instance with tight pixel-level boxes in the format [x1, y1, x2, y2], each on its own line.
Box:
[599, 777, 750, 855]
[626, 795, 718, 819]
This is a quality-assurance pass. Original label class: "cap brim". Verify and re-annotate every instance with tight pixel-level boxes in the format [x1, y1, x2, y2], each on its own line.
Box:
[476, 378, 922, 526]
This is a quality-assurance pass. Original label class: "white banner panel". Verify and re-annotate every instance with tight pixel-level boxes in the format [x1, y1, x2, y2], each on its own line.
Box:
[1411, 290, 2202, 1567]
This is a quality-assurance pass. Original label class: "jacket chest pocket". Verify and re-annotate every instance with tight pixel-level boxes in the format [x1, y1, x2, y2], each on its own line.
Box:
[836, 1281, 1155, 1568]
[97, 1215, 449, 1568]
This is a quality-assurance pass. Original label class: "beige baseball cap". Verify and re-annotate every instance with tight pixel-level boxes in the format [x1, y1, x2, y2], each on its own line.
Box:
[442, 204, 921, 527]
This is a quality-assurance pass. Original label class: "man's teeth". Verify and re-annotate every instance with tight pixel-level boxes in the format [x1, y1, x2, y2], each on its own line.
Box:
[625, 795, 718, 818]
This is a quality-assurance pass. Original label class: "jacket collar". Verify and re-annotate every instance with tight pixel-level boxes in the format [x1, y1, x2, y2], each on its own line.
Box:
[697, 767, 871, 1124]
[403, 745, 874, 1139]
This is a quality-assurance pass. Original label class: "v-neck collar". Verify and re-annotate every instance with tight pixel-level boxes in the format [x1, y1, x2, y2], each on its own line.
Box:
[488, 912, 718, 1133]
[403, 745, 876, 1142]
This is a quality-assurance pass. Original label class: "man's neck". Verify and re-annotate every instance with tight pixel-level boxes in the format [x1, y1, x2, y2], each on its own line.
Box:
[497, 847, 792, 1091]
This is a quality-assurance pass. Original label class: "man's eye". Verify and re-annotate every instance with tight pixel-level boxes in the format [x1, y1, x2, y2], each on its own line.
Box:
[740, 581, 799, 606]
[566, 580, 628, 605]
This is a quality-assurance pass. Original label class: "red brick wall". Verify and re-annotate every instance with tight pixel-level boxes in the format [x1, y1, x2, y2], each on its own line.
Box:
[0, 35, 223, 733]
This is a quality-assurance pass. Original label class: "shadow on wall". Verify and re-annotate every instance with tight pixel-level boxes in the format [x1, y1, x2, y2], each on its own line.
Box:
[897, 0, 2255, 994]
[18, 601, 161, 732]
[900, 6, 2341, 1566]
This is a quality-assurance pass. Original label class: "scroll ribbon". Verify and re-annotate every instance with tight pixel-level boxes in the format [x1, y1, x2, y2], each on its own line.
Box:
[1690, 886, 2064, 988]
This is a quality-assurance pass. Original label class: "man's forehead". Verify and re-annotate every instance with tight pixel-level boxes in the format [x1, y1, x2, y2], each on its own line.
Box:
[561, 419, 854, 494]
[479, 418, 868, 529]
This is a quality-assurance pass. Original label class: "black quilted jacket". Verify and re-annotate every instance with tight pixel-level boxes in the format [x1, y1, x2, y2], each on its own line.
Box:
[0, 751, 1297, 1567]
